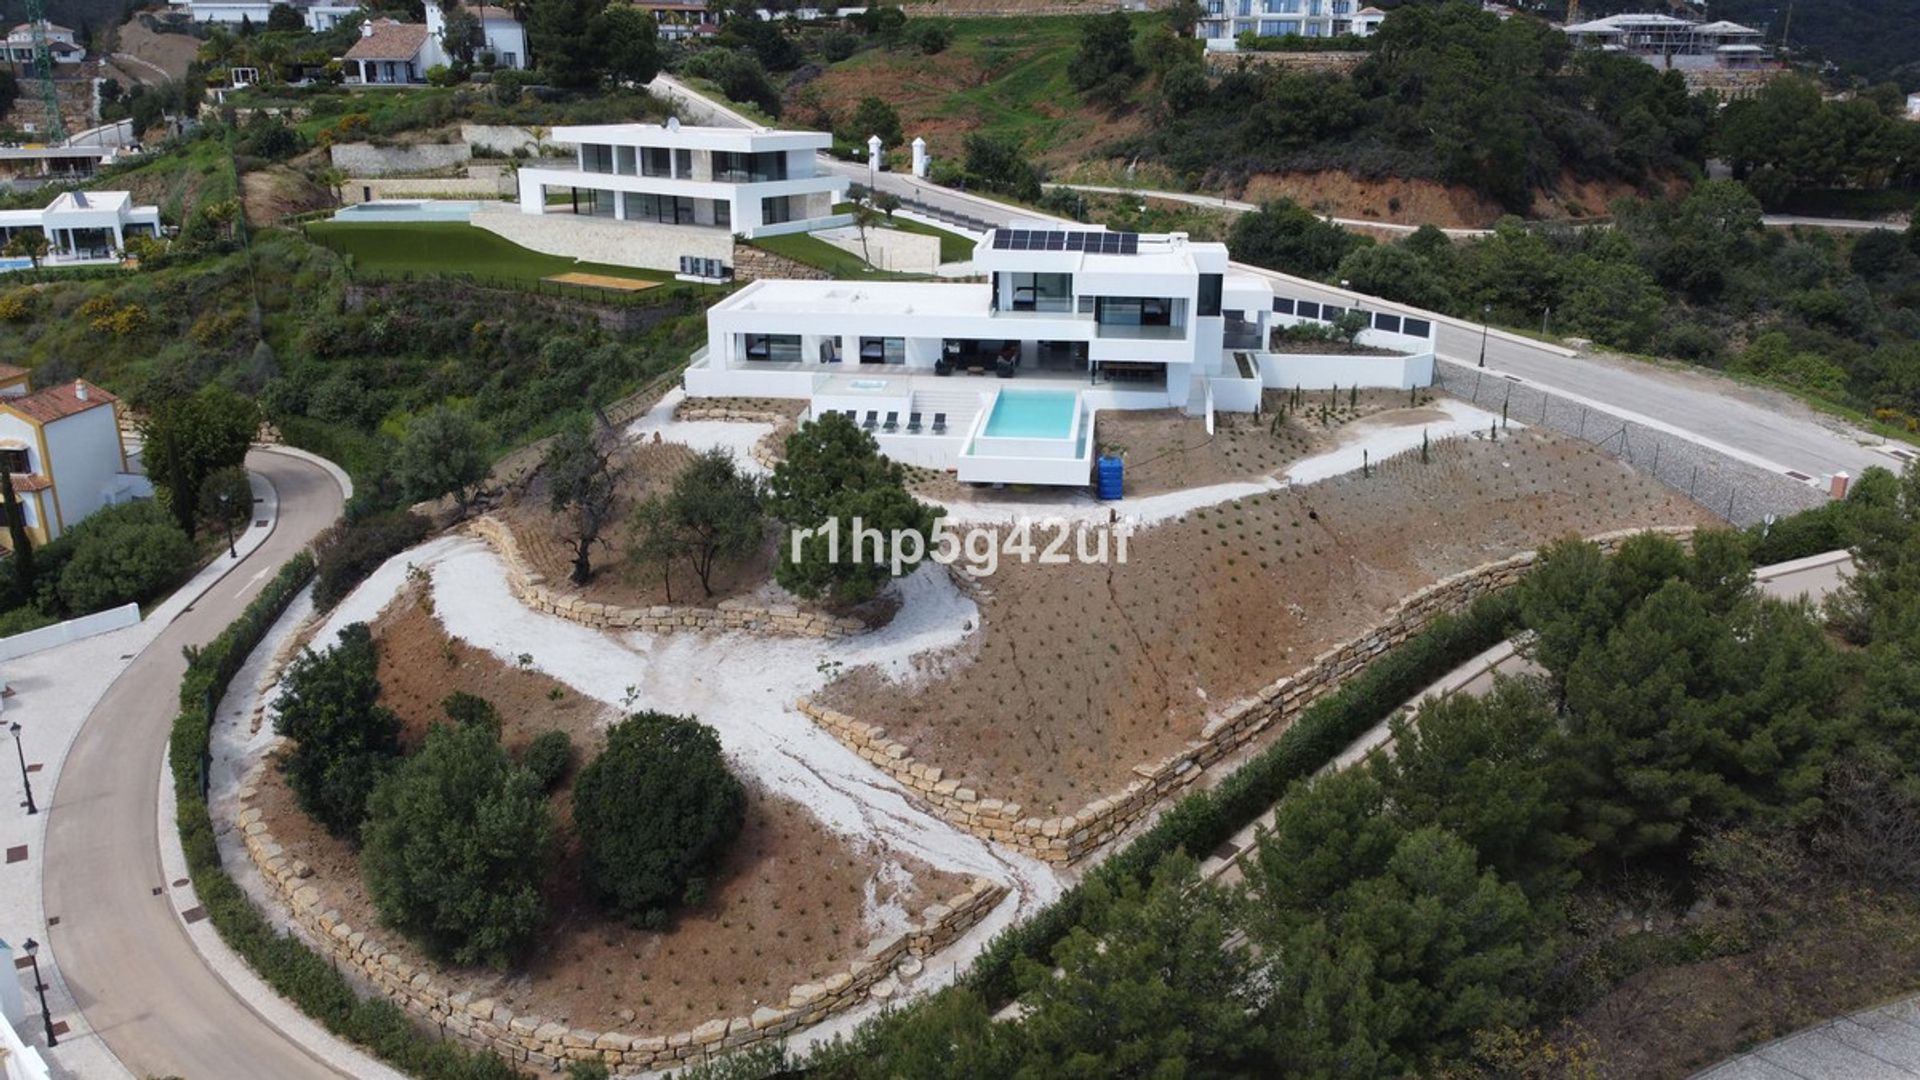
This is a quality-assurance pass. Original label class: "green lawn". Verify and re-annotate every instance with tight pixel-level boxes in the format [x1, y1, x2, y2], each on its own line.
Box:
[302, 221, 673, 284]
[746, 233, 923, 280]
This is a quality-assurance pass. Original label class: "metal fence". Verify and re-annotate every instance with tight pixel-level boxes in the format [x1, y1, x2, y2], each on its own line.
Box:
[1433, 359, 1828, 527]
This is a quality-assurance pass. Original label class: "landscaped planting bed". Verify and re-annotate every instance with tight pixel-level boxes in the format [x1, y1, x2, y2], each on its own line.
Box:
[249, 587, 969, 1034]
[815, 429, 1719, 816]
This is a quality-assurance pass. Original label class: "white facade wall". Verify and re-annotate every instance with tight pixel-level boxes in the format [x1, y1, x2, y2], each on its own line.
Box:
[471, 203, 733, 272]
[1197, 0, 1377, 49]
[43, 404, 129, 533]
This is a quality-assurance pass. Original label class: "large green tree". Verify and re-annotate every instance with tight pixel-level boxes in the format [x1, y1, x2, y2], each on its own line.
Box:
[542, 422, 623, 585]
[273, 623, 403, 837]
[766, 413, 937, 607]
[527, 0, 607, 89]
[393, 405, 489, 517]
[572, 711, 745, 927]
[362, 722, 553, 968]
[1068, 12, 1139, 104]
[599, 3, 660, 86]
[1228, 199, 1369, 279]
[628, 448, 763, 601]
[142, 385, 259, 535]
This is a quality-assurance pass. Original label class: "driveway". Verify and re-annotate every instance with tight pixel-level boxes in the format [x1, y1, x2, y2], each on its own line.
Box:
[41, 449, 347, 1080]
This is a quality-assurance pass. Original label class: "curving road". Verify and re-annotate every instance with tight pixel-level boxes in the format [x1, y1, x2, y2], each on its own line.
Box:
[42, 449, 346, 1080]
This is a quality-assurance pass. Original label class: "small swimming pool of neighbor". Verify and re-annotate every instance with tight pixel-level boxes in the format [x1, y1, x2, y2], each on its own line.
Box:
[331, 200, 481, 223]
[982, 390, 1080, 439]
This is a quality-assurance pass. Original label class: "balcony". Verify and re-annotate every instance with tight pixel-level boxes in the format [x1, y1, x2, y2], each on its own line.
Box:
[1095, 321, 1187, 341]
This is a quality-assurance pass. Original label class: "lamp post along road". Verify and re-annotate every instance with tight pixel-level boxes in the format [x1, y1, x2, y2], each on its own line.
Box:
[22, 937, 55, 1046]
[9, 721, 34, 815]
[1477, 304, 1492, 368]
[218, 489, 236, 558]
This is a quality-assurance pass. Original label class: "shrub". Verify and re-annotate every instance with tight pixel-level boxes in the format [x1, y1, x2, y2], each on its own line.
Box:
[442, 690, 501, 735]
[0, 289, 31, 321]
[573, 712, 745, 926]
[312, 510, 432, 610]
[273, 622, 403, 837]
[362, 722, 553, 967]
[55, 500, 196, 613]
[522, 729, 573, 792]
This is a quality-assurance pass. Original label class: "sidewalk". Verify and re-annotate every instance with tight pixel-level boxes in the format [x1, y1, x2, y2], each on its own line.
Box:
[0, 465, 285, 1080]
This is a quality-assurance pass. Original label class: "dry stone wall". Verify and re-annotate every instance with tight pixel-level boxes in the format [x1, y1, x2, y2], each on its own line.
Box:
[799, 526, 1694, 864]
[468, 515, 866, 638]
[734, 245, 831, 281]
[234, 767, 1006, 1073]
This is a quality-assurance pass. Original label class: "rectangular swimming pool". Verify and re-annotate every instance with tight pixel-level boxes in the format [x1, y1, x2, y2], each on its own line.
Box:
[983, 390, 1079, 439]
[332, 200, 481, 223]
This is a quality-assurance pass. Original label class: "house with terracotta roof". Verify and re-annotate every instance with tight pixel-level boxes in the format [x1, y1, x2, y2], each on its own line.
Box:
[0, 374, 150, 547]
[344, 18, 435, 84]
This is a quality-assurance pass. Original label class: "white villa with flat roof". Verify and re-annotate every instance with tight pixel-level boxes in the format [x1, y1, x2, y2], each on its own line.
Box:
[491, 121, 851, 278]
[0, 191, 160, 267]
[686, 225, 1436, 486]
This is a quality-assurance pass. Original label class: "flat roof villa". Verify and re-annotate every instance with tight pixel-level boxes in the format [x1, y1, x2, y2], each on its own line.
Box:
[481, 120, 851, 279]
[1562, 13, 1773, 70]
[0, 190, 160, 269]
[685, 225, 1437, 487]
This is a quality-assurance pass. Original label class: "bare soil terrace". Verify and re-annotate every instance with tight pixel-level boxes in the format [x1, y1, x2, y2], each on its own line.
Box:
[256, 589, 964, 1034]
[817, 428, 1719, 815]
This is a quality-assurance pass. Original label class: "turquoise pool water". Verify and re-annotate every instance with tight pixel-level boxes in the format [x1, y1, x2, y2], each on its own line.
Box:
[983, 390, 1079, 439]
[332, 200, 480, 223]
[0, 257, 33, 272]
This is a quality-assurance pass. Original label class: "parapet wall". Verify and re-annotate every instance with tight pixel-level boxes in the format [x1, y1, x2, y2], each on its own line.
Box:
[800, 525, 1694, 864]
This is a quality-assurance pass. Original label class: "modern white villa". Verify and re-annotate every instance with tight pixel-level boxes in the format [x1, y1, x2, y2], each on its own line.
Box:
[167, 0, 357, 31]
[1196, 0, 1385, 50]
[1562, 13, 1772, 70]
[0, 191, 161, 268]
[685, 224, 1436, 486]
[491, 121, 851, 278]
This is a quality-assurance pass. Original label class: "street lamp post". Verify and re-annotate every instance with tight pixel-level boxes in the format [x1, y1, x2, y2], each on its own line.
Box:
[1477, 303, 1492, 368]
[9, 721, 34, 815]
[1542, 305, 1552, 336]
[22, 937, 55, 1046]
[218, 489, 236, 559]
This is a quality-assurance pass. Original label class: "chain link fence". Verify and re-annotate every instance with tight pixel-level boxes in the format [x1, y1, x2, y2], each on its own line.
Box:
[1433, 360, 1828, 527]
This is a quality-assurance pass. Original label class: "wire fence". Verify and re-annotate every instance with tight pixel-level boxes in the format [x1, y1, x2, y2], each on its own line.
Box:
[1433, 359, 1829, 527]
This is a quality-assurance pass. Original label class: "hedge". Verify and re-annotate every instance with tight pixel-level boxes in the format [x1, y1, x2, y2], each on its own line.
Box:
[168, 550, 526, 1080]
[960, 589, 1522, 1005]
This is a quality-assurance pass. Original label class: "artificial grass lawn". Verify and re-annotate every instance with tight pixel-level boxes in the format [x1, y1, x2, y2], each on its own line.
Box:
[746, 233, 923, 281]
[302, 221, 671, 284]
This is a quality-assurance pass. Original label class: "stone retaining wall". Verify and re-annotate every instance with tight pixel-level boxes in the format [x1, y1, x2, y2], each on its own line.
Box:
[234, 768, 1006, 1073]
[329, 141, 472, 176]
[799, 525, 1694, 864]
[1205, 49, 1367, 74]
[468, 515, 866, 638]
[734, 244, 831, 281]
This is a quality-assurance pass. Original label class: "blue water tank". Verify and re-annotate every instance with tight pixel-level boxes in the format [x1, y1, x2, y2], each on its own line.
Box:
[1096, 455, 1124, 500]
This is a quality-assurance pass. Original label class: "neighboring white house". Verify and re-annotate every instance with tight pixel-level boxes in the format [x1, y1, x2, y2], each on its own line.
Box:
[635, 0, 719, 41]
[1196, 0, 1382, 51]
[684, 224, 1435, 486]
[493, 121, 851, 276]
[166, 0, 357, 31]
[4, 20, 85, 65]
[0, 191, 161, 267]
[0, 372, 150, 548]
[342, 17, 435, 84]
[1562, 13, 1772, 70]
[1905, 92, 1920, 121]
[424, 2, 529, 70]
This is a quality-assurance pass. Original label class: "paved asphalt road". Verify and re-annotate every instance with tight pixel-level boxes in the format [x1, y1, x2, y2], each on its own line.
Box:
[43, 449, 346, 1080]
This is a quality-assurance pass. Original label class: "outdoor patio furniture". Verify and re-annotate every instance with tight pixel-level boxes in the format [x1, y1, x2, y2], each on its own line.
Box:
[932, 412, 947, 435]
[882, 411, 899, 432]
[862, 411, 879, 431]
[860, 340, 887, 363]
[995, 342, 1020, 379]
[745, 336, 771, 360]
[907, 411, 923, 433]
[934, 358, 954, 376]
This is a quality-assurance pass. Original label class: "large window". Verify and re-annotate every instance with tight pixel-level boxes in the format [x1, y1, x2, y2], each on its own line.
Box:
[1198, 273, 1223, 318]
[713, 200, 731, 229]
[622, 192, 695, 224]
[587, 188, 618, 218]
[0, 448, 28, 475]
[642, 146, 673, 178]
[761, 195, 796, 226]
[742, 334, 802, 362]
[714, 151, 788, 183]
[581, 143, 614, 174]
[1095, 296, 1176, 327]
[859, 337, 906, 364]
[1007, 272, 1072, 312]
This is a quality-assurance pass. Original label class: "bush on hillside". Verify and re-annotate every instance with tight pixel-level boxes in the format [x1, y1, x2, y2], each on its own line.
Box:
[273, 622, 403, 837]
[573, 712, 744, 926]
[362, 722, 553, 967]
[312, 510, 432, 609]
[522, 729, 573, 792]
[53, 500, 197, 614]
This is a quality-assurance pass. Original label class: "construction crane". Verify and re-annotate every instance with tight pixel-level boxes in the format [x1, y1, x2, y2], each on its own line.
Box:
[23, 0, 67, 143]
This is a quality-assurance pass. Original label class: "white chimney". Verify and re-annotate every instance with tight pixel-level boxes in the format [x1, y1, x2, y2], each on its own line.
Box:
[74, 379, 88, 402]
[361, 19, 376, 37]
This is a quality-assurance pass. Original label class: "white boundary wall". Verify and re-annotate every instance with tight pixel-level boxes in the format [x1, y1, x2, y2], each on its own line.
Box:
[0, 602, 139, 664]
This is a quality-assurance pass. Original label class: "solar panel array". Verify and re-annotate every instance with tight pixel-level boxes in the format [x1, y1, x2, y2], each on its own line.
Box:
[990, 228, 1139, 254]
